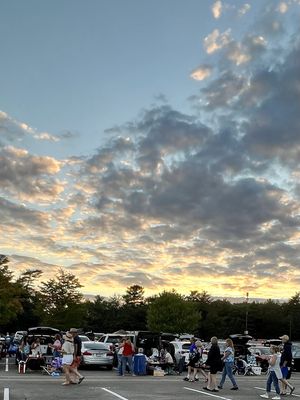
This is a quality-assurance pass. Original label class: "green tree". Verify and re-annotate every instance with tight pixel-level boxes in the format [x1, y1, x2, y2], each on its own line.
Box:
[147, 291, 200, 333]
[84, 295, 122, 333]
[39, 268, 84, 329]
[0, 255, 23, 327]
[123, 285, 145, 305]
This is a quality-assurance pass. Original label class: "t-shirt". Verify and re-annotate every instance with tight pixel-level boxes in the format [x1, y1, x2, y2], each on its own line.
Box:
[73, 335, 82, 357]
[224, 346, 234, 363]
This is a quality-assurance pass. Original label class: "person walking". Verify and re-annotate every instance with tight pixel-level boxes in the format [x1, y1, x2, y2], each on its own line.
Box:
[61, 332, 74, 385]
[260, 345, 282, 400]
[69, 328, 85, 384]
[218, 338, 238, 390]
[279, 334, 295, 396]
[203, 336, 222, 392]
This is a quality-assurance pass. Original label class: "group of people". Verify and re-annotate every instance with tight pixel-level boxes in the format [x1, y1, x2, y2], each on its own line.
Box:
[17, 328, 85, 386]
[183, 337, 237, 392]
[116, 337, 175, 376]
[259, 334, 295, 399]
[182, 334, 295, 399]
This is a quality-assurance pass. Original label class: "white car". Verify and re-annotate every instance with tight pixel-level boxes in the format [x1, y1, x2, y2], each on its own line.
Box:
[170, 341, 192, 365]
[99, 334, 135, 350]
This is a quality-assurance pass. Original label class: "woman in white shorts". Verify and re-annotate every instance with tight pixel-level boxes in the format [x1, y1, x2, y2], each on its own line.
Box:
[61, 332, 74, 385]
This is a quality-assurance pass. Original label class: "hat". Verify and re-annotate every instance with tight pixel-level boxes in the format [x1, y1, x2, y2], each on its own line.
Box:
[63, 331, 74, 341]
[69, 328, 78, 333]
[279, 334, 289, 341]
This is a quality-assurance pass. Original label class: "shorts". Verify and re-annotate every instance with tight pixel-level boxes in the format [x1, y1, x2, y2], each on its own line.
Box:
[62, 354, 73, 365]
[281, 366, 291, 379]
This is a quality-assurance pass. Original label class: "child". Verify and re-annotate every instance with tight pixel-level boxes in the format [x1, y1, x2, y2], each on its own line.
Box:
[260, 345, 282, 400]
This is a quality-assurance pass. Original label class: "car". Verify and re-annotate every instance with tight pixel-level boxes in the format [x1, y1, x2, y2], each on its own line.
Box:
[248, 345, 271, 372]
[80, 341, 114, 369]
[78, 335, 91, 342]
[99, 333, 135, 350]
[292, 342, 300, 371]
[170, 341, 192, 365]
[27, 326, 61, 355]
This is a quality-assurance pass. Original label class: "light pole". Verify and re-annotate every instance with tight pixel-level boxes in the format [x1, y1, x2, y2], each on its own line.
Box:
[244, 292, 249, 335]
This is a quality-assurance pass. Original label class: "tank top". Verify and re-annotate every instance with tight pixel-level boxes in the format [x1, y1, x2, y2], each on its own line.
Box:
[123, 342, 134, 356]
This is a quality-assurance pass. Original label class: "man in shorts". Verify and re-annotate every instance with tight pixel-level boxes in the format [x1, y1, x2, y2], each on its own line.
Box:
[70, 328, 85, 384]
[279, 334, 295, 396]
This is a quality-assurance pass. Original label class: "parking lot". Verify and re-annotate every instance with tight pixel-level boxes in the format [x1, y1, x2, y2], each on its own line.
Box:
[1, 357, 300, 400]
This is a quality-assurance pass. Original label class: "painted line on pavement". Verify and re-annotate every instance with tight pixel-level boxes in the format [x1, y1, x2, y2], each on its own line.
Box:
[102, 387, 129, 400]
[184, 387, 232, 399]
[3, 388, 9, 400]
[254, 386, 300, 398]
[5, 358, 8, 372]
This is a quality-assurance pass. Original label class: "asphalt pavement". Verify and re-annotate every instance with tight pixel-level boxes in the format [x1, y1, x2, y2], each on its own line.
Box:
[1, 356, 300, 400]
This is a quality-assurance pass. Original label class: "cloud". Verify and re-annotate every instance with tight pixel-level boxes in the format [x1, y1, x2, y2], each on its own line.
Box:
[238, 3, 251, 16]
[0, 110, 60, 145]
[212, 1, 222, 19]
[203, 29, 231, 54]
[0, 146, 64, 202]
[190, 65, 213, 81]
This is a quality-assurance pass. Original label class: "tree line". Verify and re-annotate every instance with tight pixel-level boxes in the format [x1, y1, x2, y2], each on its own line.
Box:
[0, 255, 299, 340]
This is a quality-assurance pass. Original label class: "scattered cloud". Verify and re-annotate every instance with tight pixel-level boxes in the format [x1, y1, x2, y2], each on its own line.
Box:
[203, 29, 231, 54]
[212, 1, 222, 19]
[190, 65, 213, 81]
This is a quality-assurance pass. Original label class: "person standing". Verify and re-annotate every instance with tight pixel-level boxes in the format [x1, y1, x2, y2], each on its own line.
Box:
[260, 345, 282, 400]
[218, 338, 238, 390]
[121, 337, 135, 376]
[203, 336, 222, 392]
[69, 328, 85, 384]
[279, 334, 295, 396]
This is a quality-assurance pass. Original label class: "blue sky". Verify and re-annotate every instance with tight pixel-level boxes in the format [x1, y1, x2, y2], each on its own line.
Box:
[1, 0, 300, 299]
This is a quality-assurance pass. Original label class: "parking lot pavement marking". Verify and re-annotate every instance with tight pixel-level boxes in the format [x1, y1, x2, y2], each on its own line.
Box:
[101, 387, 129, 400]
[254, 386, 300, 398]
[184, 387, 232, 400]
[3, 388, 9, 400]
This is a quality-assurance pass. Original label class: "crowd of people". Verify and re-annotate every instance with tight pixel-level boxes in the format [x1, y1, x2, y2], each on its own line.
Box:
[16, 328, 85, 385]
[9, 328, 298, 398]
[181, 334, 295, 399]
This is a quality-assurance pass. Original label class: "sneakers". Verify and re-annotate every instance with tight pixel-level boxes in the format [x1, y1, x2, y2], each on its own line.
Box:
[218, 385, 223, 389]
[272, 396, 281, 400]
[231, 387, 238, 390]
[290, 387, 295, 395]
[183, 377, 189, 381]
[260, 394, 269, 399]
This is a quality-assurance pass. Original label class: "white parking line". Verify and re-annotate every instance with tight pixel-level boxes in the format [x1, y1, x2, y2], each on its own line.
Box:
[3, 388, 9, 400]
[5, 358, 8, 372]
[101, 387, 129, 400]
[184, 387, 233, 399]
[254, 386, 300, 397]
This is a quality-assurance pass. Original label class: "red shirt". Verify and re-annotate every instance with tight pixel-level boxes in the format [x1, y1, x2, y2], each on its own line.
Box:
[123, 342, 134, 356]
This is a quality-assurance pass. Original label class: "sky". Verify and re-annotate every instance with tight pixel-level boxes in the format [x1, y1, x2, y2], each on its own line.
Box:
[1, 0, 300, 300]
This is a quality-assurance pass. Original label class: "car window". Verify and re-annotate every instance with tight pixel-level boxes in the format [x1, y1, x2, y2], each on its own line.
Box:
[79, 335, 90, 342]
[83, 343, 109, 350]
[182, 344, 191, 351]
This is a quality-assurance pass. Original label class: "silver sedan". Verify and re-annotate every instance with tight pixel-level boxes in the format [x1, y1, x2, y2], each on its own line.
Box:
[81, 341, 114, 369]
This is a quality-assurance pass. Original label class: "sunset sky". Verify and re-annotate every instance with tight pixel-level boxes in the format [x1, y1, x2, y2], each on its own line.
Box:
[1, 0, 300, 300]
